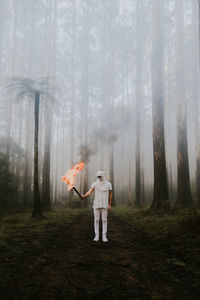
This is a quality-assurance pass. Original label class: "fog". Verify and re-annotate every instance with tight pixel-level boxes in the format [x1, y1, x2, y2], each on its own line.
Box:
[0, 0, 200, 213]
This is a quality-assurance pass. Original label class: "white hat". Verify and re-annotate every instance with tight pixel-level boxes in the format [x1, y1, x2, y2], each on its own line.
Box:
[96, 170, 105, 177]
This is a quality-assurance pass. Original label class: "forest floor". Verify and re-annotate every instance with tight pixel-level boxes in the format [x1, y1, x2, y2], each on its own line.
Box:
[0, 206, 199, 300]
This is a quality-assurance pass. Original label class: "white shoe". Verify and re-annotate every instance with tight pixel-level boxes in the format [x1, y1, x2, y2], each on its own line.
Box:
[93, 236, 99, 242]
[102, 236, 108, 242]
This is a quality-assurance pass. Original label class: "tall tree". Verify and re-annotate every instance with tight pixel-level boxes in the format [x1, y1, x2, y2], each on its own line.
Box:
[7, 77, 54, 217]
[107, 0, 118, 207]
[22, 103, 32, 207]
[5, 0, 18, 161]
[42, 0, 58, 209]
[80, 0, 90, 203]
[69, 0, 77, 198]
[135, 0, 143, 207]
[192, 0, 200, 206]
[22, 0, 37, 207]
[151, 0, 169, 210]
[175, 0, 193, 207]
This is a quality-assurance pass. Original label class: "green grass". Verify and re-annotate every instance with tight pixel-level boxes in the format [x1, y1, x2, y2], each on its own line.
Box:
[112, 206, 200, 280]
[0, 207, 89, 251]
[111, 205, 200, 240]
[111, 206, 200, 273]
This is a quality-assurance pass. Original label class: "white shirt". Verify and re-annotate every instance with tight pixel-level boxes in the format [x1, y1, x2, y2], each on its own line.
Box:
[91, 181, 112, 209]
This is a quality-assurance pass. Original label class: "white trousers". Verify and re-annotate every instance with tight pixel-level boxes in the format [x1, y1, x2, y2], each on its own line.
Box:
[93, 208, 108, 238]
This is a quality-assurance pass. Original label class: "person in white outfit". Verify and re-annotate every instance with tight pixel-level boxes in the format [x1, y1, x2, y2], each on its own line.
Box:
[82, 170, 112, 242]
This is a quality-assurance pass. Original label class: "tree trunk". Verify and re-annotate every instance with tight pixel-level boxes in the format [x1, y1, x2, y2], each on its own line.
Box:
[23, 104, 32, 207]
[80, 0, 90, 202]
[32, 92, 42, 217]
[42, 0, 52, 210]
[69, 0, 76, 197]
[151, 0, 169, 210]
[109, 143, 116, 206]
[107, 0, 117, 207]
[42, 103, 52, 210]
[15, 103, 24, 204]
[175, 0, 193, 207]
[192, 0, 200, 206]
[54, 116, 59, 204]
[5, 0, 18, 161]
[176, 116, 193, 207]
[128, 158, 132, 206]
[135, 0, 143, 206]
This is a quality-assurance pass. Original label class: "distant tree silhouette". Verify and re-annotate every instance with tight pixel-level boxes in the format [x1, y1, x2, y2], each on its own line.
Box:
[7, 77, 55, 217]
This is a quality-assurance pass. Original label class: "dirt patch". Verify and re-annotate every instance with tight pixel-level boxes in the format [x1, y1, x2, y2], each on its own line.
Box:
[0, 210, 199, 299]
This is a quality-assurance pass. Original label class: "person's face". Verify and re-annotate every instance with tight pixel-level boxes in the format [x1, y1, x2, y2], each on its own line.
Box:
[97, 176, 103, 182]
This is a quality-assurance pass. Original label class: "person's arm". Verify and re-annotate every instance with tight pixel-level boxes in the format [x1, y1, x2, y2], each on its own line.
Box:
[82, 187, 94, 198]
[108, 190, 112, 211]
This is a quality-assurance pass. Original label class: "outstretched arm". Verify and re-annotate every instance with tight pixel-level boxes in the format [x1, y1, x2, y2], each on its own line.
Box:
[82, 187, 94, 198]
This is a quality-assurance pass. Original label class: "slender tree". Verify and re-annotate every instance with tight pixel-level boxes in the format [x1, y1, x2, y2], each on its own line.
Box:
[42, 0, 58, 210]
[7, 77, 55, 217]
[5, 0, 18, 161]
[175, 0, 193, 207]
[107, 0, 118, 207]
[22, 103, 32, 207]
[22, 0, 36, 207]
[192, 0, 200, 206]
[79, 0, 91, 204]
[68, 0, 77, 198]
[135, 0, 143, 207]
[151, 0, 169, 210]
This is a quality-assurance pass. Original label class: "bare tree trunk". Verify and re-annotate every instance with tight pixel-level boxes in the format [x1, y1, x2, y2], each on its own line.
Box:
[5, 0, 18, 161]
[23, 102, 33, 207]
[15, 103, 24, 204]
[69, 0, 76, 197]
[194, 0, 200, 206]
[128, 156, 132, 206]
[135, 0, 143, 207]
[80, 0, 90, 203]
[109, 143, 116, 206]
[32, 92, 42, 217]
[175, 0, 193, 207]
[42, 103, 52, 210]
[22, 0, 35, 207]
[151, 0, 169, 210]
[107, 0, 117, 206]
[54, 116, 59, 204]
[42, 0, 58, 209]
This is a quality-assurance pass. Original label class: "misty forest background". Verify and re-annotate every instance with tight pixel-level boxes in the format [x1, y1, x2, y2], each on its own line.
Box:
[0, 0, 200, 217]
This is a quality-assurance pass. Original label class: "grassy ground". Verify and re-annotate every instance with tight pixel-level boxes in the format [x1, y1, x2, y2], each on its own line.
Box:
[0, 207, 89, 254]
[111, 206, 200, 281]
[0, 206, 199, 299]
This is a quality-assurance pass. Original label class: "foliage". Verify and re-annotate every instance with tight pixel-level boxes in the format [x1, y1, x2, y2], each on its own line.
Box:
[111, 206, 200, 240]
[0, 136, 25, 170]
[0, 153, 18, 209]
[6, 77, 56, 102]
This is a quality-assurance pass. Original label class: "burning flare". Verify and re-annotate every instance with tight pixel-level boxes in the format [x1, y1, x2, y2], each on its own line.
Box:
[61, 161, 85, 191]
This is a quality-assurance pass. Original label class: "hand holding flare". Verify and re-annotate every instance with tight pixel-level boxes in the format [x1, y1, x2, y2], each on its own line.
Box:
[61, 161, 85, 199]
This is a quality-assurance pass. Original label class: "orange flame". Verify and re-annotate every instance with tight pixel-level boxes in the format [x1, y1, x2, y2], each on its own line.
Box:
[61, 161, 85, 191]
